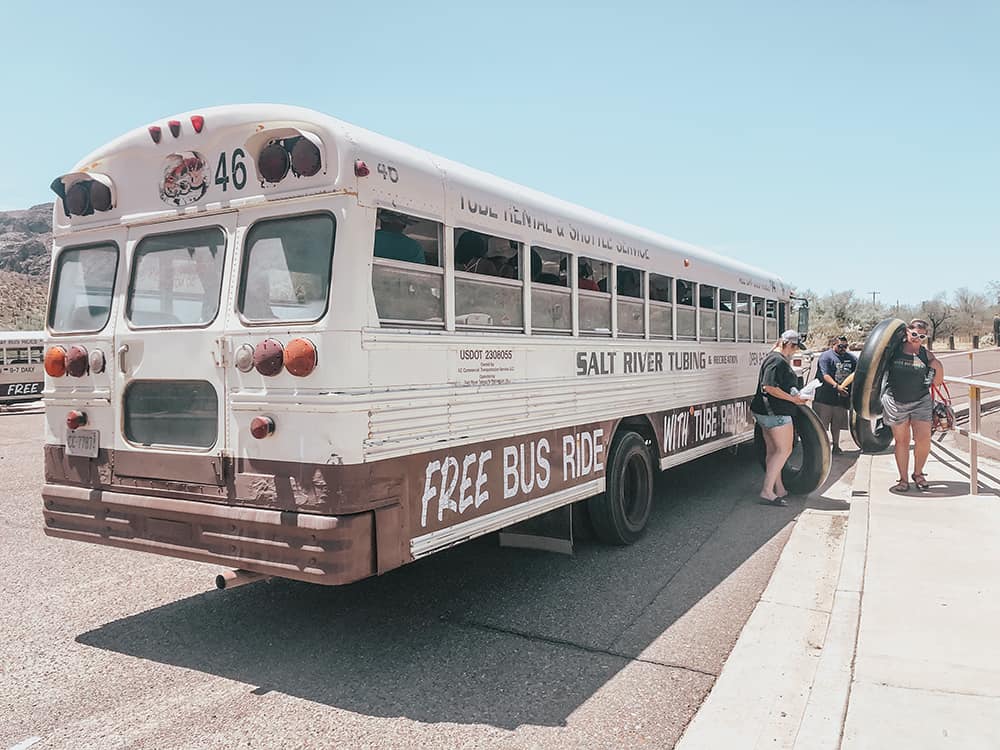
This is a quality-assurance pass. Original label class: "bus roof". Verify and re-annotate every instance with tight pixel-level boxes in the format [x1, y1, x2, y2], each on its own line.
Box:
[59, 104, 790, 296]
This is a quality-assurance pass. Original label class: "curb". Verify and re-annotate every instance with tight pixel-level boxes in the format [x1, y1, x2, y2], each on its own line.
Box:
[790, 455, 870, 749]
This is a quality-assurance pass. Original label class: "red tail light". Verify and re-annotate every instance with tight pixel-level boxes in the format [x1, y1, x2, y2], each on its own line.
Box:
[66, 410, 88, 431]
[66, 345, 89, 377]
[45, 346, 67, 377]
[250, 415, 275, 439]
[258, 142, 290, 183]
[284, 338, 317, 377]
[253, 339, 284, 376]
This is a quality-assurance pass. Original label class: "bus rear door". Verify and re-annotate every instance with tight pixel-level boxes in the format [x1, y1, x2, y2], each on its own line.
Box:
[111, 213, 237, 485]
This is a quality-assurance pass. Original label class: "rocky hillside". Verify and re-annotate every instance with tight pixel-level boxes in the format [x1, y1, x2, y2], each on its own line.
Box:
[0, 203, 53, 330]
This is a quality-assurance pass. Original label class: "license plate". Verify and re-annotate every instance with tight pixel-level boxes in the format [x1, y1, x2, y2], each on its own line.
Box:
[66, 429, 99, 458]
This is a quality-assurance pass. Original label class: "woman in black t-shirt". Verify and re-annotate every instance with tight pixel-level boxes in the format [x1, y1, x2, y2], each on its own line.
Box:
[751, 331, 809, 506]
[881, 319, 943, 492]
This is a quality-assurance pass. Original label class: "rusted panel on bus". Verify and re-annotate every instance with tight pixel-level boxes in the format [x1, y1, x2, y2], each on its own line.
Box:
[42, 483, 376, 586]
[114, 448, 227, 486]
[374, 503, 408, 575]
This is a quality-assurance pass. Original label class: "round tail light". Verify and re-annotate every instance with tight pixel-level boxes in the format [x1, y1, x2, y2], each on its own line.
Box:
[284, 338, 317, 377]
[253, 339, 284, 376]
[258, 142, 290, 183]
[290, 138, 321, 177]
[250, 415, 275, 439]
[66, 345, 89, 377]
[45, 346, 67, 377]
[89, 349, 106, 374]
[66, 410, 88, 431]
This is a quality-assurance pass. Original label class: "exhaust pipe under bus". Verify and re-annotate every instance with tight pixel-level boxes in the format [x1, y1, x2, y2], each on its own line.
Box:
[215, 569, 270, 590]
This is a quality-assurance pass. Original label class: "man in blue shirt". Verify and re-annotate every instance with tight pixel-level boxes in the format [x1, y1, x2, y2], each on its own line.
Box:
[374, 211, 426, 264]
[813, 335, 857, 453]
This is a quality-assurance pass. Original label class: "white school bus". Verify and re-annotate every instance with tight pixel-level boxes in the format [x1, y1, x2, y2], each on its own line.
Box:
[41, 105, 803, 586]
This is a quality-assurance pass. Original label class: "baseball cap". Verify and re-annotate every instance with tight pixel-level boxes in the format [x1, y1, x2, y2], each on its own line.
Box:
[780, 330, 807, 349]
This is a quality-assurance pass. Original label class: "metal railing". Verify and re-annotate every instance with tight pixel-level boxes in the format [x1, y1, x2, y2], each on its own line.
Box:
[939, 347, 1000, 495]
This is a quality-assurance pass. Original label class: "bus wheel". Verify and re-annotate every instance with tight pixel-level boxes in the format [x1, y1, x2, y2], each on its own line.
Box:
[849, 406, 893, 453]
[852, 317, 906, 420]
[588, 430, 654, 545]
[754, 406, 832, 495]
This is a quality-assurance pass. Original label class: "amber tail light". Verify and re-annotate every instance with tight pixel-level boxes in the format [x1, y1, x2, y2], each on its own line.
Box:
[45, 346, 67, 377]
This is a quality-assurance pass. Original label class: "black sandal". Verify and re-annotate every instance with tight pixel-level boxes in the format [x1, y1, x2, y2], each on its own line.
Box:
[912, 473, 930, 490]
[892, 479, 910, 492]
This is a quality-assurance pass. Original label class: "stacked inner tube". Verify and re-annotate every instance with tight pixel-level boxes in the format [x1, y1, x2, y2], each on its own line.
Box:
[850, 317, 906, 452]
[755, 405, 832, 495]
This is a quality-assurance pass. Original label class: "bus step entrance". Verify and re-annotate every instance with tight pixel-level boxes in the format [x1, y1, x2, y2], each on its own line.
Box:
[499, 504, 574, 555]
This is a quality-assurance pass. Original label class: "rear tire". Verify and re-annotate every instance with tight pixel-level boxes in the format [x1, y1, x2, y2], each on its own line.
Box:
[754, 405, 831, 495]
[587, 430, 654, 545]
[853, 318, 906, 420]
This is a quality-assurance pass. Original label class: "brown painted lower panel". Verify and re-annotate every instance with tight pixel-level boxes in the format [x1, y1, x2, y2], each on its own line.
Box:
[41, 484, 377, 586]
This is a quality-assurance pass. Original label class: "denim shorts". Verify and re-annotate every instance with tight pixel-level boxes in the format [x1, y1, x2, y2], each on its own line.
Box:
[754, 412, 793, 429]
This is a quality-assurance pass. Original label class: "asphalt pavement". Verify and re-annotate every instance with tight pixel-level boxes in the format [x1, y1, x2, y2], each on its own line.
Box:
[1, 404, 859, 750]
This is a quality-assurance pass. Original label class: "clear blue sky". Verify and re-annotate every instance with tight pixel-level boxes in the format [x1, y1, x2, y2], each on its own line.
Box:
[3, 1, 997, 306]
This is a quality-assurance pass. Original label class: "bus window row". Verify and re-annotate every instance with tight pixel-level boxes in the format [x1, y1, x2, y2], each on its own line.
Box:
[372, 208, 783, 341]
[0, 345, 44, 365]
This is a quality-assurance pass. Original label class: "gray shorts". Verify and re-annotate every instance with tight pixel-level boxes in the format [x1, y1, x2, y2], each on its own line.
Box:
[881, 391, 933, 426]
[813, 401, 849, 431]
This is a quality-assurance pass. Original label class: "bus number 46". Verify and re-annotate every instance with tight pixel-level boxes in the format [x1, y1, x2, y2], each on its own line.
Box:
[215, 149, 248, 192]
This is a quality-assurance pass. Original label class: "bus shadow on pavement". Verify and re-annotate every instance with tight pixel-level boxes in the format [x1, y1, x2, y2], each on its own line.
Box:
[75, 449, 853, 729]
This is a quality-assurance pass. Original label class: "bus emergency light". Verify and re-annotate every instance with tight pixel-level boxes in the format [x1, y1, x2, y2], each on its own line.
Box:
[50, 173, 115, 217]
[255, 136, 322, 184]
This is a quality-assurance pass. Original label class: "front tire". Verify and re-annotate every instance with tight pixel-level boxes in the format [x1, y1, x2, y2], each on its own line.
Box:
[587, 430, 654, 545]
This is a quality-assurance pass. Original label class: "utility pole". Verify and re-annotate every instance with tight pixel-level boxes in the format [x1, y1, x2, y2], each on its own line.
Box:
[869, 290, 880, 306]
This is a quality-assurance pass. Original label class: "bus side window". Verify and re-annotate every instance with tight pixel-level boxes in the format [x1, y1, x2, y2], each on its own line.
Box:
[454, 229, 522, 330]
[699, 284, 718, 341]
[737, 292, 751, 341]
[765, 299, 778, 341]
[531, 246, 571, 334]
[676, 279, 696, 341]
[372, 210, 444, 328]
[579, 257, 611, 336]
[752, 296, 765, 342]
[720, 289, 736, 342]
[649, 273, 673, 339]
[617, 265, 644, 337]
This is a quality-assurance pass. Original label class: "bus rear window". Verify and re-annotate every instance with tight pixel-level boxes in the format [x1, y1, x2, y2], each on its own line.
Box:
[128, 228, 226, 327]
[49, 243, 118, 333]
[239, 214, 335, 323]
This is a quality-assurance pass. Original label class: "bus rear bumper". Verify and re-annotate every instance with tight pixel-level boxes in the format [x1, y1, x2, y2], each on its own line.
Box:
[41, 483, 376, 586]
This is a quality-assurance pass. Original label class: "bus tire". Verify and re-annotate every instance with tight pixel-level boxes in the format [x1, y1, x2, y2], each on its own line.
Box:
[849, 407, 893, 453]
[853, 317, 906, 420]
[753, 406, 831, 495]
[588, 430, 654, 545]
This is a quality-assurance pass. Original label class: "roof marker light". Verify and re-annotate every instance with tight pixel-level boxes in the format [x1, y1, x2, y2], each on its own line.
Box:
[354, 160, 370, 177]
[190, 115, 204, 133]
[149, 126, 162, 143]
[168, 120, 181, 137]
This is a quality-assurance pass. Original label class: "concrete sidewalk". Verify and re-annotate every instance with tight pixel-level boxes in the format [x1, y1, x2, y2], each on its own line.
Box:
[676, 444, 1000, 749]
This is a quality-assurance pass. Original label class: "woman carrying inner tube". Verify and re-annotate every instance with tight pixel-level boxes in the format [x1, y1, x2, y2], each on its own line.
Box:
[882, 318, 944, 492]
[750, 330, 809, 506]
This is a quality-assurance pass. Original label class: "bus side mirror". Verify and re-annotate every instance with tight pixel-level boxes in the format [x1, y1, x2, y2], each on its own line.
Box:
[796, 302, 810, 337]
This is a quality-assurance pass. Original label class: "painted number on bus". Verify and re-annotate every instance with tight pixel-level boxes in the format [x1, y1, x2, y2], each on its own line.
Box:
[214, 149, 248, 192]
[376, 162, 399, 183]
